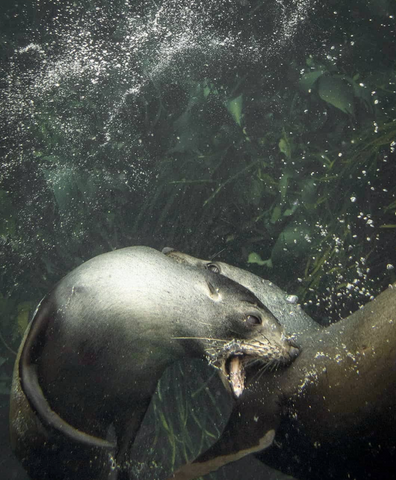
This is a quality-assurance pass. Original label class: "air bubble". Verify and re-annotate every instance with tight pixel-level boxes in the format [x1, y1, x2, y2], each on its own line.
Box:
[286, 295, 299, 304]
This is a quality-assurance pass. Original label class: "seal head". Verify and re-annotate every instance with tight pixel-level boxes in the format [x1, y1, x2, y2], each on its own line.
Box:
[163, 247, 321, 346]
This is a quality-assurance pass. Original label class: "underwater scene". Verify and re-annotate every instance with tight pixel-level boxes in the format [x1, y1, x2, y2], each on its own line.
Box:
[1, 0, 395, 479]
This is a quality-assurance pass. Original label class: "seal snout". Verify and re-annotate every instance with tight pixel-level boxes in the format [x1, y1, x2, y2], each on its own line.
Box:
[282, 336, 300, 361]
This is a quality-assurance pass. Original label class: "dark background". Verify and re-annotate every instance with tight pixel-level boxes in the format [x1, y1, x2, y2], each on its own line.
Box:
[1, 1, 395, 478]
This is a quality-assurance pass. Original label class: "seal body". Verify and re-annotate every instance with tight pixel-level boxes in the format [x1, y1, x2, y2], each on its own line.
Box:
[162, 252, 396, 480]
[10, 246, 298, 480]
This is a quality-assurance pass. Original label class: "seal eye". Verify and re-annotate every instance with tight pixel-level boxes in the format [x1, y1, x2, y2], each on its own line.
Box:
[206, 263, 220, 274]
[245, 315, 261, 326]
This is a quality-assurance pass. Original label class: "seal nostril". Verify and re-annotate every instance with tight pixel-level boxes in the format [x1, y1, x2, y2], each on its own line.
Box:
[289, 346, 300, 359]
[286, 337, 299, 349]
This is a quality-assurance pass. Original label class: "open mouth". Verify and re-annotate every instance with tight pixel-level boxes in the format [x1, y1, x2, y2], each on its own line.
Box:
[211, 337, 300, 399]
[208, 342, 251, 399]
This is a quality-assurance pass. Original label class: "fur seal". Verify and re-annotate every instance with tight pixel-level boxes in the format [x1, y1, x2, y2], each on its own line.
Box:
[161, 250, 396, 480]
[10, 246, 299, 480]
[162, 247, 322, 346]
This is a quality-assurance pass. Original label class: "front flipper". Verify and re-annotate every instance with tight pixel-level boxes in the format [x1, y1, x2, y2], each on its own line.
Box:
[167, 389, 282, 480]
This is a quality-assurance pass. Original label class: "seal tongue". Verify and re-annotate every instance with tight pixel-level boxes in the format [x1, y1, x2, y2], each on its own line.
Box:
[228, 355, 245, 398]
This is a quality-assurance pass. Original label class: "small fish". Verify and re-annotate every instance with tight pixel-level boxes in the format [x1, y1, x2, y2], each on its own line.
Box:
[229, 355, 246, 398]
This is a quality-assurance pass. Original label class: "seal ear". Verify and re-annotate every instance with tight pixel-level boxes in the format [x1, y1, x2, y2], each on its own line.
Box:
[207, 281, 222, 301]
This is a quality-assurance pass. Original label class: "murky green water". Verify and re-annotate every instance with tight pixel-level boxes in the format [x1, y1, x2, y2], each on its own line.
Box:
[1, 1, 395, 479]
